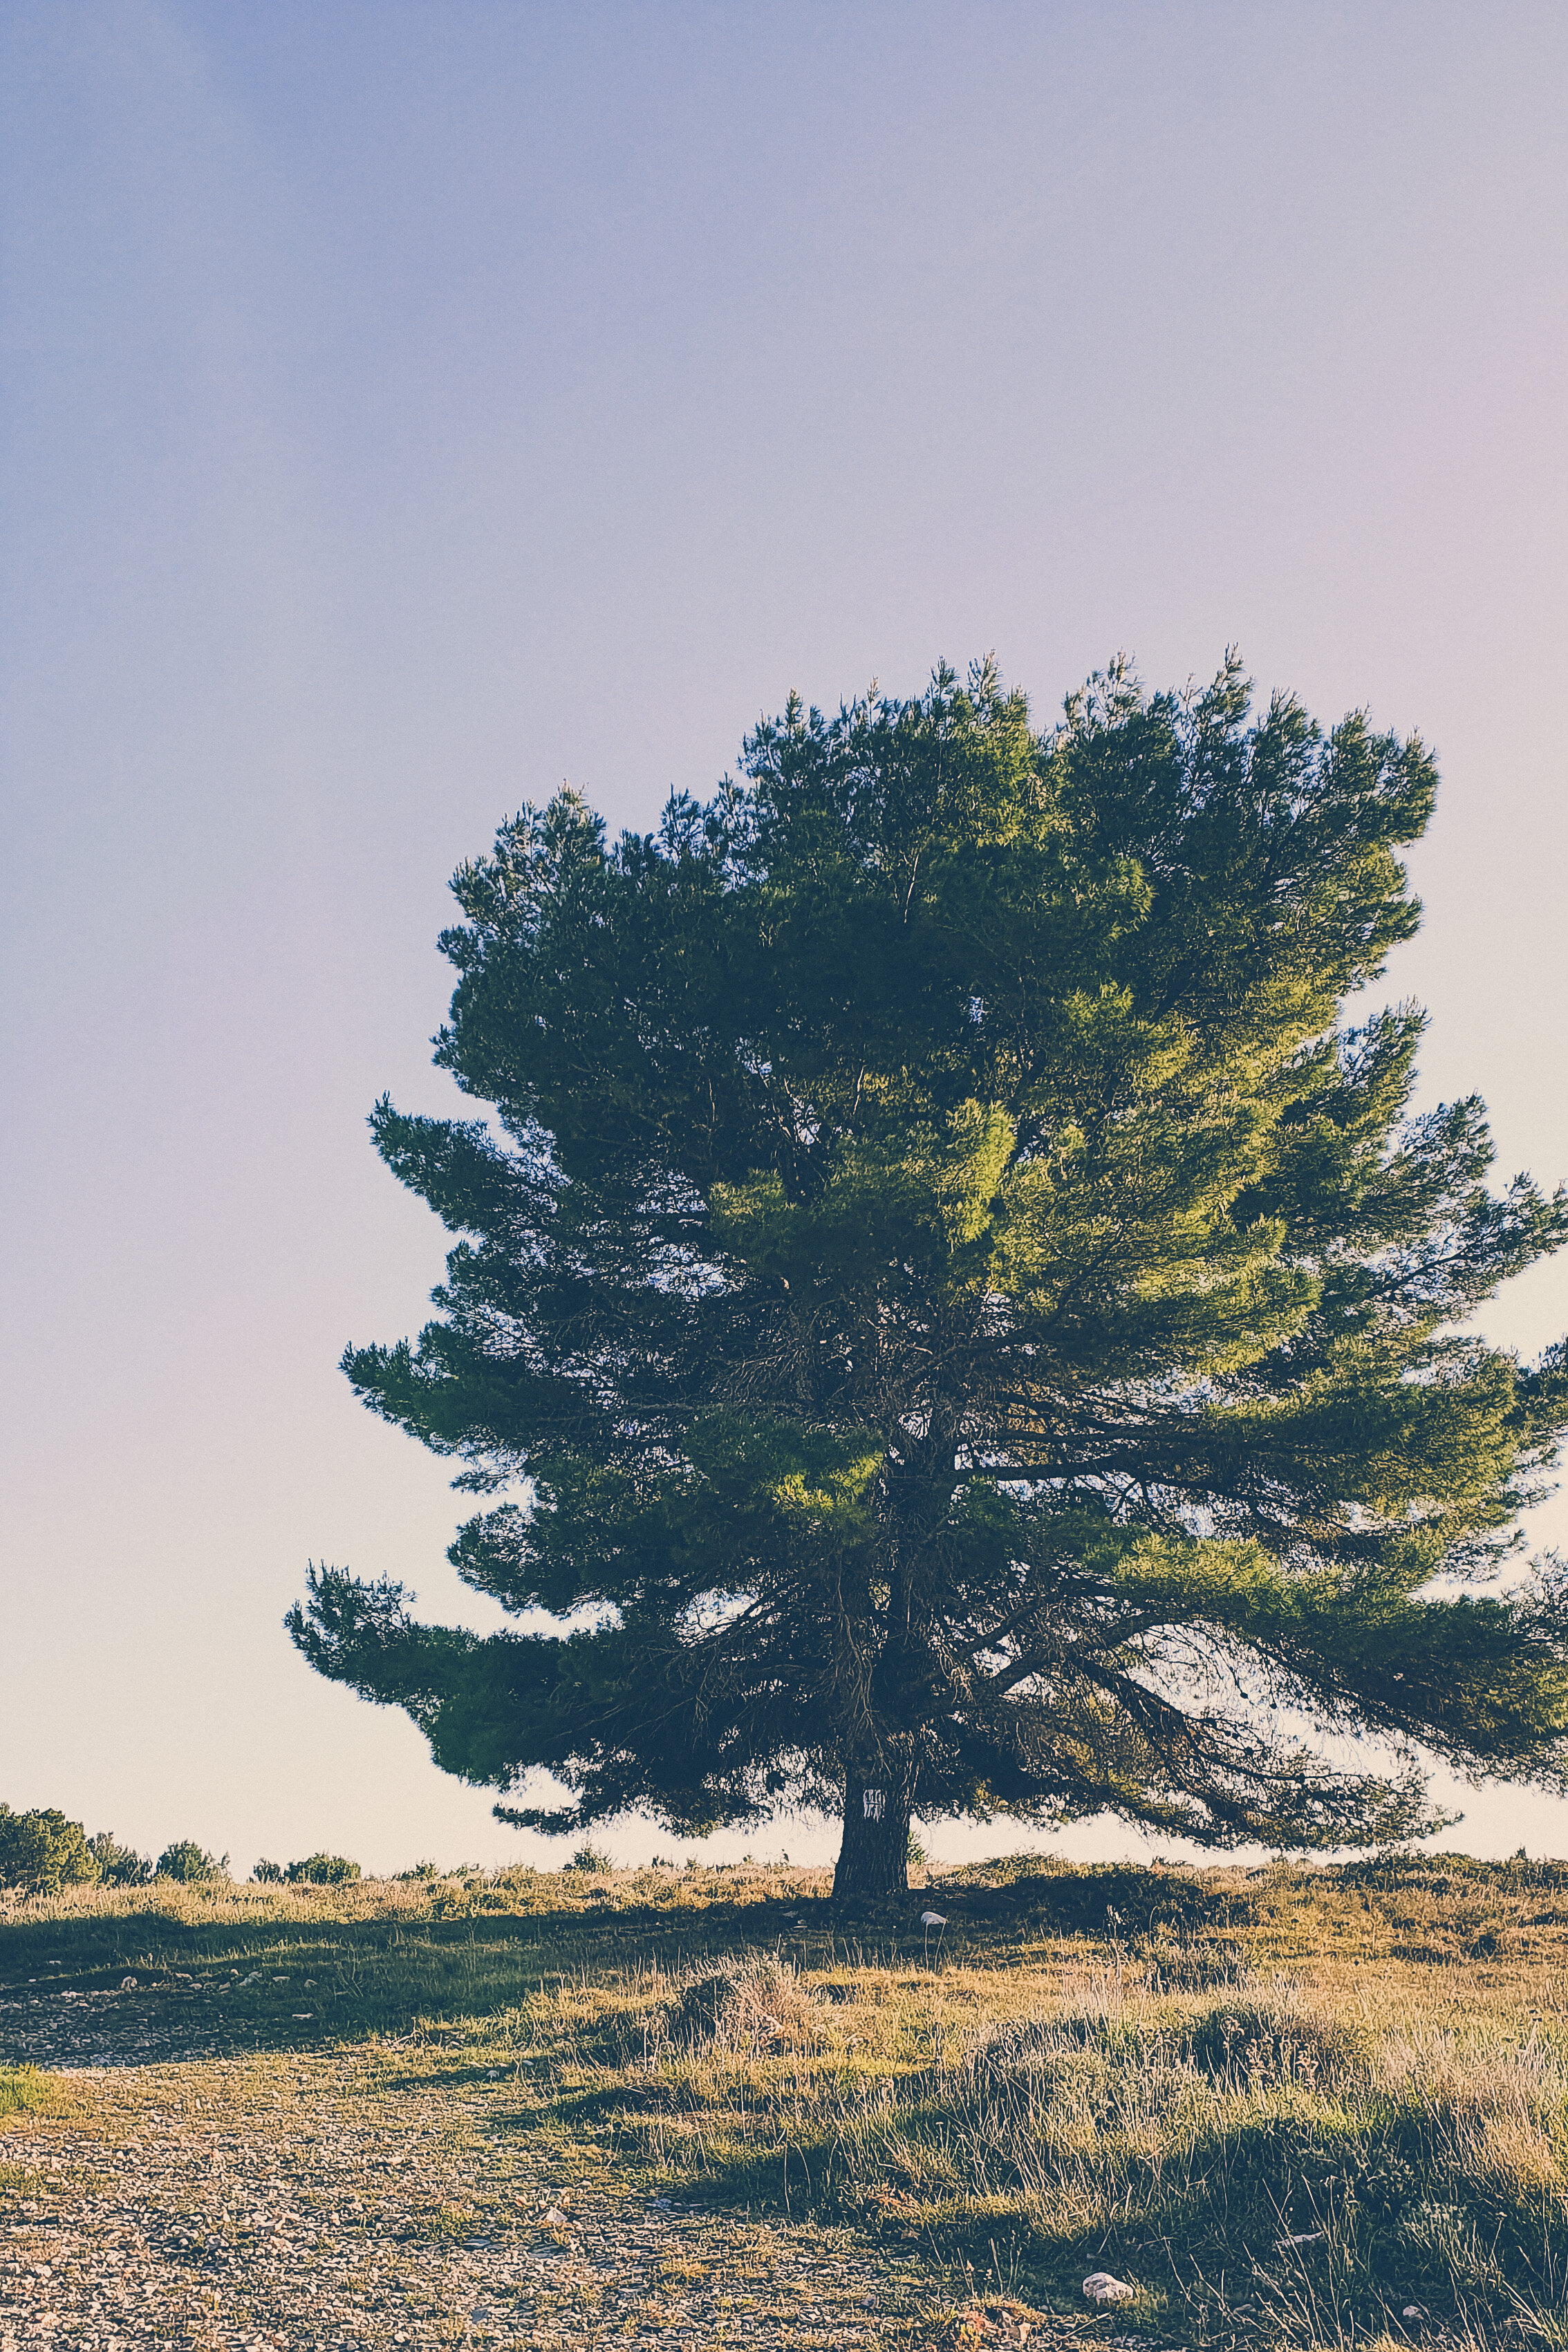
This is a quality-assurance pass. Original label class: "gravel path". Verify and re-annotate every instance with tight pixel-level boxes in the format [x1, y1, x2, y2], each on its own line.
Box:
[0, 1984, 254, 2073]
[1, 2026, 934, 2347]
[0, 1988, 1153, 2350]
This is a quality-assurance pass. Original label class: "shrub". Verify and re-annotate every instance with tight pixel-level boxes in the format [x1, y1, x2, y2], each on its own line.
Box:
[251, 1858, 286, 1884]
[0, 1805, 97, 1894]
[659, 1954, 821, 2052]
[397, 1859, 440, 1880]
[568, 1843, 613, 1874]
[1186, 1995, 1369, 2088]
[86, 1831, 151, 1887]
[284, 1852, 361, 1885]
[155, 1840, 228, 1883]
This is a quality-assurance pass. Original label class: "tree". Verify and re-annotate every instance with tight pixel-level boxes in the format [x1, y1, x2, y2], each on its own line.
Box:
[286, 1852, 362, 1885]
[155, 1840, 227, 1883]
[290, 656, 1568, 1903]
[87, 1831, 152, 1887]
[0, 1805, 97, 1894]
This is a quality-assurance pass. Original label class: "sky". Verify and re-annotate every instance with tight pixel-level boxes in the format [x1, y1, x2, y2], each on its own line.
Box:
[3, 0, 1567, 1878]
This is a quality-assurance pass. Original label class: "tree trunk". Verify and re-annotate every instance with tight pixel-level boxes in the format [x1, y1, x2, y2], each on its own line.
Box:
[832, 1766, 911, 1905]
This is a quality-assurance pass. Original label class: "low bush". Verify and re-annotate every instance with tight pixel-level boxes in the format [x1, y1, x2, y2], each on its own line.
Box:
[659, 1954, 822, 2053]
[0, 1804, 97, 1894]
[86, 1831, 151, 1887]
[251, 1858, 286, 1884]
[1184, 1995, 1370, 2088]
[285, 1853, 361, 1885]
[568, 1844, 613, 1875]
[155, 1840, 228, 1883]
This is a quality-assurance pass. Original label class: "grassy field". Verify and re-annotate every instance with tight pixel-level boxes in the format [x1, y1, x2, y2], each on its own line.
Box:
[3, 1852, 1567, 2346]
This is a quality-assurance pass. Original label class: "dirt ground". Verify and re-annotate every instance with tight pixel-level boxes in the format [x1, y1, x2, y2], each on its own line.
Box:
[0, 1984, 1057, 2351]
[1, 2046, 929, 2347]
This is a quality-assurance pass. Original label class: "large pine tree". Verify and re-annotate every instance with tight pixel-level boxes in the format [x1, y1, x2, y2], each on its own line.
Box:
[291, 656, 1568, 1900]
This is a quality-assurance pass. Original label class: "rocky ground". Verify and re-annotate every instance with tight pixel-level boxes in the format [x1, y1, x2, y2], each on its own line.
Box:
[1, 2048, 929, 2348]
[0, 1980, 254, 2073]
[0, 1986, 1114, 2350]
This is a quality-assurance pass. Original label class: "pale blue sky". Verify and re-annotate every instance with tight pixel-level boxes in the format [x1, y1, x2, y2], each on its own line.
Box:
[3, 1, 1566, 1874]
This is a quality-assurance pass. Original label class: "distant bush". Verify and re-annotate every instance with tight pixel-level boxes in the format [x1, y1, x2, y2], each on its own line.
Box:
[155, 1840, 229, 1883]
[87, 1831, 151, 1887]
[285, 1853, 361, 1885]
[251, 1858, 286, 1884]
[568, 1844, 613, 1874]
[0, 1804, 97, 1895]
[397, 1860, 441, 1880]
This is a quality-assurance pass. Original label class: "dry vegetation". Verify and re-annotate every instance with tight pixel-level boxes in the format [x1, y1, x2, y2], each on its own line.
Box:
[3, 1852, 1567, 2347]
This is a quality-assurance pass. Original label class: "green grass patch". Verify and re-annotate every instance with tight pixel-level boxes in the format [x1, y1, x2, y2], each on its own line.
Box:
[0, 2065, 71, 2119]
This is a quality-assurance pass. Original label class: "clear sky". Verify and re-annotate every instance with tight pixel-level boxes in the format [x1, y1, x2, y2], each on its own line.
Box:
[3, 1, 1566, 1877]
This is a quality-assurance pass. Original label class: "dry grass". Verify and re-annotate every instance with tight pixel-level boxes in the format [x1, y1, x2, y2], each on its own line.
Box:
[656, 1952, 826, 2054]
[4, 1851, 1568, 2345]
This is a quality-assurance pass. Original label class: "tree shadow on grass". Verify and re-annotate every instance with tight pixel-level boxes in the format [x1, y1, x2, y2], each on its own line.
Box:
[0, 1895, 848, 2066]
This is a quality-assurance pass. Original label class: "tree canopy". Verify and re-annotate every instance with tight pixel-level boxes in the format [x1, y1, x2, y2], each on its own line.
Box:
[291, 655, 1568, 1899]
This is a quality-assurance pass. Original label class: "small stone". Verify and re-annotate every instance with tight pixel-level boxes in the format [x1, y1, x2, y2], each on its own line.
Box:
[1082, 2271, 1136, 2304]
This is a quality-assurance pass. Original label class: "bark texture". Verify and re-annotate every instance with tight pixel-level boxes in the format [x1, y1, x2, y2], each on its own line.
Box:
[832, 1768, 912, 1903]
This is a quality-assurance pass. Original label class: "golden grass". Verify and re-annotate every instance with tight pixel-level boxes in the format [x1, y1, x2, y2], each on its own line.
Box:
[7, 1849, 1568, 2344]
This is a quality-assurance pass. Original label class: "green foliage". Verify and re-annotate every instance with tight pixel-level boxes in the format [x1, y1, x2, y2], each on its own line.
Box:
[291, 655, 1568, 1895]
[86, 1831, 151, 1887]
[0, 1804, 97, 1894]
[252, 1858, 286, 1883]
[285, 1852, 362, 1885]
[155, 1840, 228, 1883]
[568, 1843, 613, 1874]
